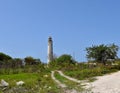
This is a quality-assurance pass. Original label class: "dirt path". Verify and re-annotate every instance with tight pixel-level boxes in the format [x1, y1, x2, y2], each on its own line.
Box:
[57, 71, 81, 83]
[51, 71, 79, 93]
[85, 71, 120, 93]
[51, 71, 67, 88]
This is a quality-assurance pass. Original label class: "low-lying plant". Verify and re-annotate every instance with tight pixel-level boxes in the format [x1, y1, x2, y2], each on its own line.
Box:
[64, 62, 120, 80]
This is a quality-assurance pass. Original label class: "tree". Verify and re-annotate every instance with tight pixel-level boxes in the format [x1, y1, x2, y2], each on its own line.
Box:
[12, 58, 23, 68]
[56, 54, 75, 65]
[24, 56, 41, 65]
[0, 52, 12, 61]
[24, 56, 35, 65]
[86, 44, 119, 64]
[57, 54, 71, 62]
[49, 54, 76, 69]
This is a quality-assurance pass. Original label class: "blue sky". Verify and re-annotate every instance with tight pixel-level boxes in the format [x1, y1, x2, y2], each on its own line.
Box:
[0, 0, 120, 62]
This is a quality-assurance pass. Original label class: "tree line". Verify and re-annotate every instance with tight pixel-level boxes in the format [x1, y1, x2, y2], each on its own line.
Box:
[0, 53, 41, 68]
[0, 43, 119, 69]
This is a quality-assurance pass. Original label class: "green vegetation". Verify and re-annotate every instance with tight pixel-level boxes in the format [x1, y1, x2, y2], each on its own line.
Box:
[0, 67, 61, 93]
[24, 56, 41, 65]
[0, 73, 38, 87]
[0, 52, 12, 61]
[0, 43, 120, 92]
[0, 52, 60, 93]
[86, 44, 119, 65]
[63, 63, 120, 80]
[49, 54, 76, 70]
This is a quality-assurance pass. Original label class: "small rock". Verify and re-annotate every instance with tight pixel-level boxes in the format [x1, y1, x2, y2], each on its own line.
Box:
[44, 75, 48, 78]
[44, 85, 47, 88]
[16, 81, 25, 86]
[0, 79, 9, 87]
[48, 86, 51, 89]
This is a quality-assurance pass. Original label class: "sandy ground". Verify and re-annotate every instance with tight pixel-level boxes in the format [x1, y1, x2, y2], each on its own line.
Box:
[86, 71, 120, 93]
[52, 70, 120, 93]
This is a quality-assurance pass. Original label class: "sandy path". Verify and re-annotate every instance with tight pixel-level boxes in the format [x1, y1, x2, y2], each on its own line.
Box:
[86, 71, 120, 93]
[52, 70, 120, 93]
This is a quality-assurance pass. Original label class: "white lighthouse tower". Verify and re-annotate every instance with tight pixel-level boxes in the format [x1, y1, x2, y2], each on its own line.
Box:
[47, 36, 53, 63]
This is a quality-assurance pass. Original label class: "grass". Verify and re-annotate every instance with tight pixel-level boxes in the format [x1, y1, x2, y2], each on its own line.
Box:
[0, 73, 38, 87]
[0, 61, 120, 93]
[0, 71, 60, 93]
[64, 65, 119, 80]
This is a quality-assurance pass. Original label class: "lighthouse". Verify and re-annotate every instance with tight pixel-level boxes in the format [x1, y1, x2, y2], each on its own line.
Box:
[47, 36, 53, 63]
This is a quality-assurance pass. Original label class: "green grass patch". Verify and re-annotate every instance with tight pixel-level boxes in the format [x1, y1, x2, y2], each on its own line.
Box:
[64, 66, 118, 80]
[0, 73, 38, 87]
[0, 72, 60, 93]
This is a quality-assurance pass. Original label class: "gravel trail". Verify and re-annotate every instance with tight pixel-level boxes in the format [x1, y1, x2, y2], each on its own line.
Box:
[86, 71, 120, 93]
[52, 70, 120, 93]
